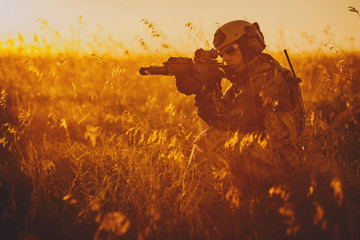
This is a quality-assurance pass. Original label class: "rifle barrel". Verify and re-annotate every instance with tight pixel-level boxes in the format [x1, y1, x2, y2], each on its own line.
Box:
[139, 66, 169, 75]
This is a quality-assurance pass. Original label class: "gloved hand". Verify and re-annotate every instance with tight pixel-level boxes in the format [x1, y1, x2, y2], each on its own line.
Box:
[175, 73, 203, 95]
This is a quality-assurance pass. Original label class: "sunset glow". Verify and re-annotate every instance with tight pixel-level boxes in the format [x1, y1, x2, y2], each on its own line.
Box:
[1, 0, 359, 54]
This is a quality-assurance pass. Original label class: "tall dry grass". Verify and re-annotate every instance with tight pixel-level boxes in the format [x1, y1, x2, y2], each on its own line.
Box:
[1, 21, 360, 240]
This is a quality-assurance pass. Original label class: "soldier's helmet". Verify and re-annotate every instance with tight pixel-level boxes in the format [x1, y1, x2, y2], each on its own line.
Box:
[213, 20, 266, 62]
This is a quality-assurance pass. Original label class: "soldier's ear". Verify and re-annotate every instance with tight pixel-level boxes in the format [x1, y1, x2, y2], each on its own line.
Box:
[246, 37, 265, 54]
[237, 23, 266, 63]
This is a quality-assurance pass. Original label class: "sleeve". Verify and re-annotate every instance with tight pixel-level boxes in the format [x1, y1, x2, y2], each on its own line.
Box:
[194, 78, 264, 132]
[194, 80, 230, 129]
[193, 62, 299, 133]
[261, 67, 300, 147]
[175, 73, 203, 95]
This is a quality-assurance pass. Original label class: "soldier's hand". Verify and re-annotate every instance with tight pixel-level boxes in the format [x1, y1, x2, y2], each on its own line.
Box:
[175, 73, 203, 95]
[194, 63, 223, 89]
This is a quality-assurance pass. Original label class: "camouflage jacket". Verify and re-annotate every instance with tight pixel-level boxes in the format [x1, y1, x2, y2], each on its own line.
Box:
[194, 53, 305, 148]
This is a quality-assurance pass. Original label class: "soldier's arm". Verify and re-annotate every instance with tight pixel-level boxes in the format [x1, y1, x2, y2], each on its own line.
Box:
[194, 82, 258, 131]
[261, 67, 299, 146]
[194, 82, 233, 130]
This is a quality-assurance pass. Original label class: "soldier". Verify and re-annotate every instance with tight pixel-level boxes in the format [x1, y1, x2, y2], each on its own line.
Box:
[177, 20, 305, 238]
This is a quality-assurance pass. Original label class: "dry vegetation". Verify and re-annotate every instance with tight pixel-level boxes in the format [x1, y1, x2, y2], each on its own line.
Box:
[0, 23, 360, 240]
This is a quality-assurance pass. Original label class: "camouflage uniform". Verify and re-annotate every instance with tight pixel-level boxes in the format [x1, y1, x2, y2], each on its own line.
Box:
[188, 52, 305, 171]
[180, 53, 305, 236]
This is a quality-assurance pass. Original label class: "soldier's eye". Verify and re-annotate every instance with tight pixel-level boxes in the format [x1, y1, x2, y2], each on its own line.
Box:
[218, 44, 239, 58]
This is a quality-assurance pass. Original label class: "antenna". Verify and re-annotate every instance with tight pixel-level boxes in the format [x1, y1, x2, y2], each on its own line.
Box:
[283, 49, 297, 78]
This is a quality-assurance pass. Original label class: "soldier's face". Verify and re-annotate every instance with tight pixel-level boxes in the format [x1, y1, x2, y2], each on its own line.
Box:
[220, 44, 246, 73]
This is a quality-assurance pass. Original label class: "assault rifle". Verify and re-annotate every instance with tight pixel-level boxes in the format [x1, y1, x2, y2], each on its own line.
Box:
[139, 49, 227, 87]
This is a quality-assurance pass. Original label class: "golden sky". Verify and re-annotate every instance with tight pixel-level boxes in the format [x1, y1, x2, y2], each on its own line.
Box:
[0, 0, 359, 53]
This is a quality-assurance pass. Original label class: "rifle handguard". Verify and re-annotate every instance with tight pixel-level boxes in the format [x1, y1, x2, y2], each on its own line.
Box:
[139, 66, 168, 75]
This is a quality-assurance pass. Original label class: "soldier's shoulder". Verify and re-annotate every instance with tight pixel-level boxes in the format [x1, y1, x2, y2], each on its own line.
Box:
[260, 54, 294, 80]
[247, 54, 278, 83]
[248, 54, 282, 78]
[250, 55, 272, 74]
[248, 54, 292, 95]
[261, 53, 294, 77]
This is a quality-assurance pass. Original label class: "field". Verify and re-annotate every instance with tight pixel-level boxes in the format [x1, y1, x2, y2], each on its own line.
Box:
[0, 32, 360, 239]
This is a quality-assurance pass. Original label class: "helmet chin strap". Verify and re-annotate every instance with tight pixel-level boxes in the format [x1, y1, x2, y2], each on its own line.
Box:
[233, 62, 247, 73]
[228, 56, 247, 73]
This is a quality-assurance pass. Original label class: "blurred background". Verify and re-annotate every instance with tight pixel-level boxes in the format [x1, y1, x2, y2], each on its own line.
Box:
[1, 0, 359, 55]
